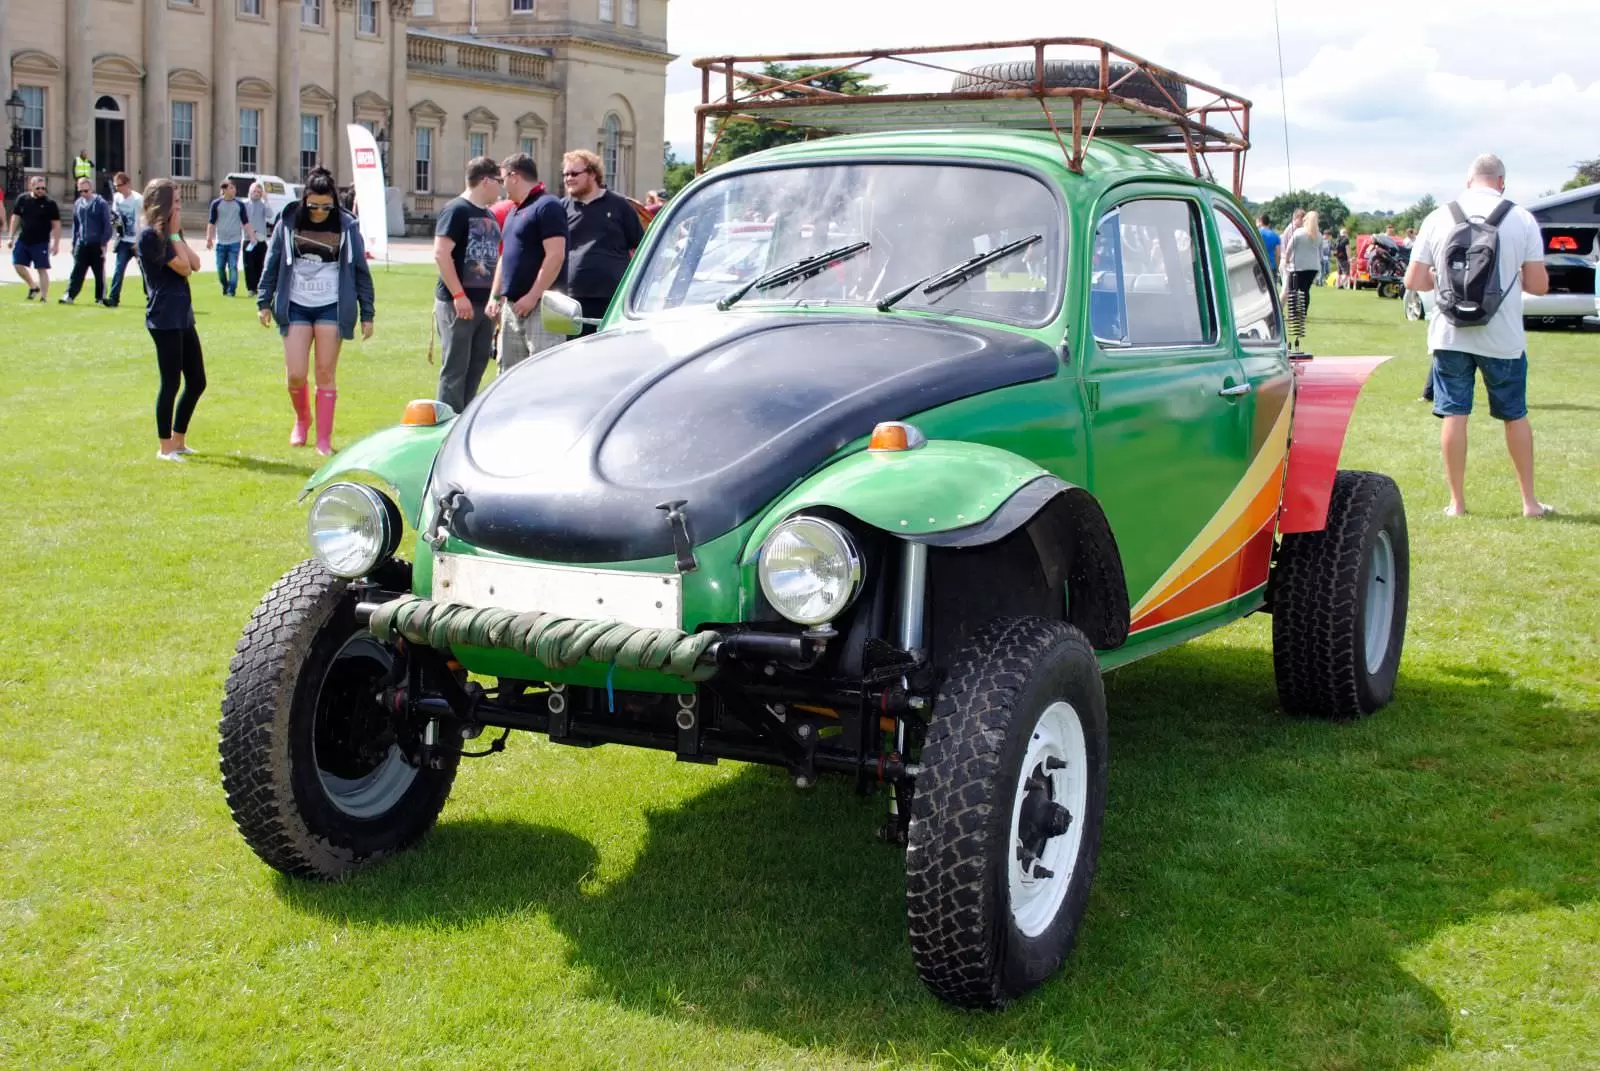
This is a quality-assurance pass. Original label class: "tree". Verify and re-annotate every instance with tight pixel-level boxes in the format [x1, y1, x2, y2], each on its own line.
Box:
[1561, 157, 1600, 191]
[662, 142, 694, 198]
[1391, 194, 1437, 233]
[708, 63, 885, 164]
[1259, 190, 1352, 233]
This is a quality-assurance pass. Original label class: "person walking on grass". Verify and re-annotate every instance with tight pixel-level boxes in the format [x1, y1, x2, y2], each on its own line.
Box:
[1257, 213, 1281, 276]
[1403, 153, 1552, 519]
[7, 176, 61, 302]
[61, 176, 113, 306]
[257, 167, 375, 456]
[137, 179, 205, 462]
[206, 179, 256, 298]
[432, 156, 503, 412]
[487, 151, 568, 372]
[1281, 210, 1322, 329]
[561, 148, 644, 335]
[241, 182, 273, 297]
[106, 172, 143, 308]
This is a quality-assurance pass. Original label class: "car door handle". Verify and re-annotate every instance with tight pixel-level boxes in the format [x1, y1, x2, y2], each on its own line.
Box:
[1217, 382, 1253, 397]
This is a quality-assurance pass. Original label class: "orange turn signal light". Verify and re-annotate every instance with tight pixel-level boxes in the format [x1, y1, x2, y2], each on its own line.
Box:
[402, 399, 455, 426]
[868, 421, 927, 453]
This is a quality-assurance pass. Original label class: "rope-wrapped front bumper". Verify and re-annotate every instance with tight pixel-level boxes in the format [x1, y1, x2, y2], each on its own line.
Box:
[367, 595, 723, 682]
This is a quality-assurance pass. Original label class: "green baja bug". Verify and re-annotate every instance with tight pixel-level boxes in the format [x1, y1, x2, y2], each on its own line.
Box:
[220, 42, 1409, 1009]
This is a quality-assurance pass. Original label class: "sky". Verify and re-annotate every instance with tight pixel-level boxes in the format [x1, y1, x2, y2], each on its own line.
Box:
[660, 0, 1600, 211]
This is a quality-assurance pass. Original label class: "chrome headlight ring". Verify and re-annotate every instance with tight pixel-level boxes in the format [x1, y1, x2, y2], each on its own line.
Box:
[307, 482, 402, 579]
[757, 516, 864, 627]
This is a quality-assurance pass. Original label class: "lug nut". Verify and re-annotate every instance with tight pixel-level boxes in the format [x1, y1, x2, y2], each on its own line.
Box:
[1033, 865, 1055, 880]
[1045, 756, 1066, 771]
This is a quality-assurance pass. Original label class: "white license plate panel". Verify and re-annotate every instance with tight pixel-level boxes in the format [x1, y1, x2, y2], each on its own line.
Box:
[432, 553, 682, 631]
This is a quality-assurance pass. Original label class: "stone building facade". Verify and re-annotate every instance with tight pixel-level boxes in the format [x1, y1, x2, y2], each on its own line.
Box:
[0, 0, 669, 224]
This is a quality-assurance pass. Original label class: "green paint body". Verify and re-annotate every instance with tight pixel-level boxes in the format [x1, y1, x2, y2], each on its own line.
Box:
[303, 130, 1298, 691]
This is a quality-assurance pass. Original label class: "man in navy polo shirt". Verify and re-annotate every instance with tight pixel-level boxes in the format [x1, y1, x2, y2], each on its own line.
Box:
[487, 152, 568, 369]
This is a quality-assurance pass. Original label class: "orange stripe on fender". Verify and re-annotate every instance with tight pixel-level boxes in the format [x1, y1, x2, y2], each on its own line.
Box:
[1280, 356, 1392, 534]
[1131, 514, 1277, 632]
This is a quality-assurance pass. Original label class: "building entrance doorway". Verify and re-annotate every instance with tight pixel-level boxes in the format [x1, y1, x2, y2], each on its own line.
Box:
[94, 95, 126, 200]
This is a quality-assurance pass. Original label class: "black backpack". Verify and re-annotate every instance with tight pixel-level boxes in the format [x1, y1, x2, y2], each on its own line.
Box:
[1435, 199, 1515, 326]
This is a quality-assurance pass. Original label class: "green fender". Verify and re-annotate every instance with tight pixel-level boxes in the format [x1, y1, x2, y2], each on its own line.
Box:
[300, 422, 452, 527]
[743, 441, 1054, 561]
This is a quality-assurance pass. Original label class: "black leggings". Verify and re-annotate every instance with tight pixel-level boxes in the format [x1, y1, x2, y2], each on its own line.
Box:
[151, 326, 207, 439]
[1286, 270, 1317, 314]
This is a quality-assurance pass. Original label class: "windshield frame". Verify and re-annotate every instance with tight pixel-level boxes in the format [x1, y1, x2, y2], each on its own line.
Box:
[622, 156, 1069, 330]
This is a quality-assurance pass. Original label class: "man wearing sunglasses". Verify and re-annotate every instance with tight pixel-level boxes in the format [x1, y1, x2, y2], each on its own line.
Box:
[561, 149, 643, 335]
[7, 177, 62, 302]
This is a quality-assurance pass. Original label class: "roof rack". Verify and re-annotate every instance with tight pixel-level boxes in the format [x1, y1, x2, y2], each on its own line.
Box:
[693, 38, 1253, 197]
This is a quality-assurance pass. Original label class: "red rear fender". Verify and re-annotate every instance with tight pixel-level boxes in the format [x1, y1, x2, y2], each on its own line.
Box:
[1280, 356, 1392, 534]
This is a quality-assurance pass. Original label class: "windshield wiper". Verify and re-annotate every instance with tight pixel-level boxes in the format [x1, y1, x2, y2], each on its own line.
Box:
[716, 241, 871, 311]
[876, 233, 1044, 312]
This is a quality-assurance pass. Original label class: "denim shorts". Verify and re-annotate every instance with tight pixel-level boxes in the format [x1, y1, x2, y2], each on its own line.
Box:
[1431, 349, 1528, 421]
[11, 241, 50, 269]
[286, 301, 339, 327]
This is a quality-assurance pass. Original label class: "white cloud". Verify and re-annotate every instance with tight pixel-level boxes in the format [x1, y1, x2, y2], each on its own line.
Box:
[661, 0, 1600, 211]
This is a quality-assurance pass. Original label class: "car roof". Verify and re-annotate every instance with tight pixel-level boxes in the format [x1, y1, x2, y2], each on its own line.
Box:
[723, 129, 1208, 200]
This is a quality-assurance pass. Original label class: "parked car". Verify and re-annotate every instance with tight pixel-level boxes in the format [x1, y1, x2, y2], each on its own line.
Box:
[224, 172, 298, 224]
[219, 45, 1409, 1010]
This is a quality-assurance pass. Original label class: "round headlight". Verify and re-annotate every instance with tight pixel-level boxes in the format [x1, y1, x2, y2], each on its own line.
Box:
[758, 516, 863, 627]
[307, 483, 399, 579]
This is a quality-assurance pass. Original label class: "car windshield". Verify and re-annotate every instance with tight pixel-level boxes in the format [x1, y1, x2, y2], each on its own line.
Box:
[630, 163, 1063, 326]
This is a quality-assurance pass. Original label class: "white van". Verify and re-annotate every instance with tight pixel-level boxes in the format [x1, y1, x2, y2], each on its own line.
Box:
[225, 173, 299, 226]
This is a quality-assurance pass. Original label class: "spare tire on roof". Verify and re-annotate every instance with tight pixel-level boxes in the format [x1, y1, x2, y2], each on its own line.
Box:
[952, 60, 1186, 112]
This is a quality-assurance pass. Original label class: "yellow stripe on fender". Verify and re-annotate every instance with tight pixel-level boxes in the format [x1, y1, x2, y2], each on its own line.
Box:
[1130, 394, 1293, 621]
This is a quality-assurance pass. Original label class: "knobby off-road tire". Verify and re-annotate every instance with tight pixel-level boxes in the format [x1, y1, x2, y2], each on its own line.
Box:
[219, 560, 458, 880]
[1272, 471, 1410, 719]
[906, 618, 1109, 1009]
[951, 60, 1187, 112]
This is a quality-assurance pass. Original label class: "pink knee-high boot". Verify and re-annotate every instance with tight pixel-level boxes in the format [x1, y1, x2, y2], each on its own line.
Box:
[288, 384, 311, 447]
[314, 388, 337, 455]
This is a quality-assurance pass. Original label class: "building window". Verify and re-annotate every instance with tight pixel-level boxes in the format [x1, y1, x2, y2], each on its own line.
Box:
[239, 0, 262, 15]
[601, 113, 621, 191]
[598, 0, 612, 21]
[358, 0, 378, 34]
[413, 0, 433, 13]
[622, 0, 637, 25]
[469, 131, 487, 160]
[300, 114, 321, 180]
[239, 108, 262, 172]
[17, 86, 45, 171]
[415, 126, 433, 192]
[302, 0, 323, 27]
[512, 0, 534, 11]
[171, 101, 196, 178]
[519, 136, 535, 157]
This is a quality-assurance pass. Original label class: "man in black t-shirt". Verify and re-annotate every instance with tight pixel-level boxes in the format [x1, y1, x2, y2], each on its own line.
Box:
[432, 156, 503, 411]
[561, 149, 644, 335]
[488, 152, 569, 370]
[6, 177, 63, 301]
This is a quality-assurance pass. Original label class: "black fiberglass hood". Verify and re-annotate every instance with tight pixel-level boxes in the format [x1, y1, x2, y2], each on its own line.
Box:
[431, 312, 1059, 563]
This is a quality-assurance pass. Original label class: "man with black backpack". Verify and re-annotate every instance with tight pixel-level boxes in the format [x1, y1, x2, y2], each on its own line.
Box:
[1404, 154, 1552, 519]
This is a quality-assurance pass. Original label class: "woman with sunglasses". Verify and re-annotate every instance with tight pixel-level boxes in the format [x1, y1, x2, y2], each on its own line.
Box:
[256, 167, 375, 455]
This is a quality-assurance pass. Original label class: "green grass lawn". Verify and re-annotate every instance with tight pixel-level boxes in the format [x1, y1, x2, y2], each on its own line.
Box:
[0, 276, 1596, 1070]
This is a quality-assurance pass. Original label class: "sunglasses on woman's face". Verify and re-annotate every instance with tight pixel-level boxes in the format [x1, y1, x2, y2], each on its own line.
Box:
[306, 201, 336, 213]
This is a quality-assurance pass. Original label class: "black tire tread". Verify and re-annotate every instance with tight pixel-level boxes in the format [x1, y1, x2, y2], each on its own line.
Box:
[906, 617, 1100, 1008]
[1271, 470, 1405, 718]
[219, 560, 456, 880]
[951, 60, 1187, 111]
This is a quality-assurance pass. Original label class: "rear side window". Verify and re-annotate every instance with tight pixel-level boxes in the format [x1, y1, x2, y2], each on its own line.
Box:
[1213, 208, 1283, 345]
[1090, 199, 1216, 348]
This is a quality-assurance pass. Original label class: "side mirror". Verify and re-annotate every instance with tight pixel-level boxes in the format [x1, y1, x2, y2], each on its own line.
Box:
[540, 290, 585, 336]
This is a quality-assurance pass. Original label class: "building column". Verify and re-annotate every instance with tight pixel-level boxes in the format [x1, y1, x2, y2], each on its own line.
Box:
[277, 0, 301, 179]
[142, 0, 168, 185]
[388, 0, 412, 194]
[0, 0, 11, 156]
[334, 0, 355, 183]
[211, 0, 237, 184]
[65, 0, 92, 181]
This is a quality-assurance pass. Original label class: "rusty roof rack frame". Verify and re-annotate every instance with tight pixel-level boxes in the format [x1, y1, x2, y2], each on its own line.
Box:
[692, 38, 1253, 197]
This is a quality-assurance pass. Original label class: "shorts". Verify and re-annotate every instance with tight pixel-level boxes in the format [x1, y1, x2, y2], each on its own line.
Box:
[11, 241, 50, 269]
[285, 301, 339, 328]
[1430, 349, 1528, 421]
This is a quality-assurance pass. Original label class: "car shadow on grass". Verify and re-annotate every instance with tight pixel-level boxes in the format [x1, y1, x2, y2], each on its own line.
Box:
[285, 642, 1594, 1070]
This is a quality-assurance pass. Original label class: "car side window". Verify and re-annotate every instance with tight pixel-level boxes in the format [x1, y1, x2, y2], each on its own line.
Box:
[1090, 198, 1216, 349]
[1213, 207, 1284, 345]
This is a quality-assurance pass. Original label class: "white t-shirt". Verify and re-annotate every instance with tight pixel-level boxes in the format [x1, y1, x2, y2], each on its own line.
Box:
[113, 191, 143, 246]
[1409, 187, 1543, 359]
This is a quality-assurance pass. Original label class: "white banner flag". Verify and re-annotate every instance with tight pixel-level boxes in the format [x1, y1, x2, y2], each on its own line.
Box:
[347, 123, 388, 261]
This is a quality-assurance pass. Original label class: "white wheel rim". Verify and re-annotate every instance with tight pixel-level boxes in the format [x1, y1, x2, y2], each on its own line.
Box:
[1008, 700, 1089, 938]
[313, 634, 419, 819]
[1363, 529, 1396, 676]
